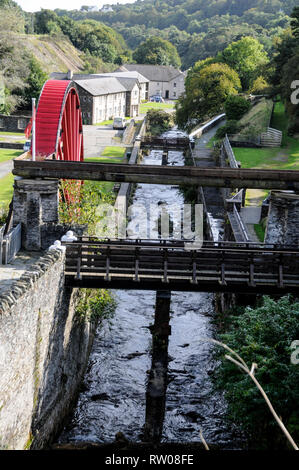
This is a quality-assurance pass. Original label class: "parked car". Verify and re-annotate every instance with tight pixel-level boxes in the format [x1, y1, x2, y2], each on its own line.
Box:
[150, 95, 164, 103]
[23, 140, 31, 152]
[113, 117, 127, 130]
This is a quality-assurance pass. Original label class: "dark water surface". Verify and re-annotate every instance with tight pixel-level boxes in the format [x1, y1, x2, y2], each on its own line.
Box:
[58, 144, 243, 449]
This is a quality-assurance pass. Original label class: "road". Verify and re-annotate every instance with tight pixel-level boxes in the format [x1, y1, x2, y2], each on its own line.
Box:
[83, 125, 127, 158]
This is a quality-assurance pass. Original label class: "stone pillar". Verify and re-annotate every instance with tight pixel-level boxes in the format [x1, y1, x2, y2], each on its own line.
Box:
[265, 191, 299, 246]
[13, 179, 59, 251]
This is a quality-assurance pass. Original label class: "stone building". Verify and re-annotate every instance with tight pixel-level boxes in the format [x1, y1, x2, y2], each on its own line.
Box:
[115, 64, 186, 100]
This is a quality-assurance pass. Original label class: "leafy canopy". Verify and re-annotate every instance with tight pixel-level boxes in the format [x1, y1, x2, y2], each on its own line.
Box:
[133, 36, 181, 68]
[216, 295, 299, 449]
[218, 36, 269, 90]
[176, 62, 241, 129]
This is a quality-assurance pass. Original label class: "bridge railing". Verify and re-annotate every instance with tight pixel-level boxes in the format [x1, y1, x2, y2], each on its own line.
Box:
[2, 224, 21, 264]
[63, 239, 299, 293]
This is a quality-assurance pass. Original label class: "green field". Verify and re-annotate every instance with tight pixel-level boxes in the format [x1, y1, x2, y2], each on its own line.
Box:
[140, 101, 174, 114]
[84, 146, 126, 164]
[232, 100, 299, 205]
[0, 149, 23, 164]
[0, 131, 25, 136]
[0, 173, 14, 205]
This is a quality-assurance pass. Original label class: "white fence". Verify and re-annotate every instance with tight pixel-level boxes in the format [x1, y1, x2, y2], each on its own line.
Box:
[223, 134, 239, 169]
[1, 224, 21, 264]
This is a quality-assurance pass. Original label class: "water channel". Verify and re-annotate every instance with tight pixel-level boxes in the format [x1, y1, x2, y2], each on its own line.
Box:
[58, 132, 244, 449]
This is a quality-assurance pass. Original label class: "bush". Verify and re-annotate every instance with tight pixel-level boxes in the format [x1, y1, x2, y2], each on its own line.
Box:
[146, 109, 172, 136]
[215, 295, 299, 449]
[250, 76, 272, 95]
[225, 95, 251, 120]
[215, 120, 241, 139]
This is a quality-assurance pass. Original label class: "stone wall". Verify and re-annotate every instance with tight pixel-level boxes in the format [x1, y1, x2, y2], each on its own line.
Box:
[265, 191, 299, 245]
[0, 114, 31, 133]
[0, 250, 96, 450]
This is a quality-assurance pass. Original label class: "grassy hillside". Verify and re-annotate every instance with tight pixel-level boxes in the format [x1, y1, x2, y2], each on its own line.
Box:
[18, 34, 85, 73]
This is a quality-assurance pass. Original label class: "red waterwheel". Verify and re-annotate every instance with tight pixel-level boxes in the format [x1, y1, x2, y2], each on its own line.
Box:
[34, 79, 84, 209]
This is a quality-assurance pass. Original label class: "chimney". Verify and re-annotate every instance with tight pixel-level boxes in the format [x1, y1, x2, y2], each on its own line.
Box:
[67, 70, 73, 80]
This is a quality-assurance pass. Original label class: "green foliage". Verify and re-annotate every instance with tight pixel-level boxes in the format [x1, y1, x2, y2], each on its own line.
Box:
[75, 288, 116, 323]
[132, 36, 181, 68]
[290, 6, 299, 38]
[250, 76, 272, 95]
[224, 95, 251, 121]
[215, 295, 299, 449]
[176, 62, 241, 129]
[146, 108, 173, 136]
[59, 180, 115, 236]
[53, 1, 294, 69]
[215, 120, 241, 139]
[22, 57, 48, 106]
[218, 37, 269, 90]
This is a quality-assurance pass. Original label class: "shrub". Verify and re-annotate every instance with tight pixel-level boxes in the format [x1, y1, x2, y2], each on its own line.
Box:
[146, 109, 172, 136]
[250, 76, 272, 95]
[225, 95, 251, 121]
[215, 120, 241, 139]
[215, 295, 299, 449]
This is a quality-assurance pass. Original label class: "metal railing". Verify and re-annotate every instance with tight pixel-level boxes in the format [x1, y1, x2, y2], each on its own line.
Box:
[233, 204, 250, 243]
[223, 135, 238, 169]
[0, 225, 4, 265]
[2, 224, 21, 264]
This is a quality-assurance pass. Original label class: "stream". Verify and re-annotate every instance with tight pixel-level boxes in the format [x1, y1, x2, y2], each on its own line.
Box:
[58, 134, 244, 449]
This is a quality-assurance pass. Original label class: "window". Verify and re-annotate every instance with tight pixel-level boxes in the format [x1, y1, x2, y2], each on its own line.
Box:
[18, 118, 27, 130]
[0, 118, 3, 128]
[173, 92, 176, 97]
[157, 82, 159, 85]
[174, 82, 176, 87]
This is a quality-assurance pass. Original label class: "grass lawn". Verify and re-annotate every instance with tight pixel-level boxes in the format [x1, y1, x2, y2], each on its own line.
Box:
[0, 131, 25, 136]
[101, 146, 126, 158]
[0, 173, 14, 205]
[95, 118, 131, 126]
[84, 146, 126, 165]
[232, 100, 299, 205]
[0, 149, 23, 164]
[140, 101, 174, 114]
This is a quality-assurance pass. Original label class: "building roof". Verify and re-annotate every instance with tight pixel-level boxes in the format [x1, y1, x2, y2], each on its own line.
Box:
[74, 77, 127, 96]
[107, 70, 149, 84]
[115, 64, 185, 82]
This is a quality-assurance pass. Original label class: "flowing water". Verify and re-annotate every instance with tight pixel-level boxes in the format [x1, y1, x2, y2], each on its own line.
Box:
[58, 138, 244, 449]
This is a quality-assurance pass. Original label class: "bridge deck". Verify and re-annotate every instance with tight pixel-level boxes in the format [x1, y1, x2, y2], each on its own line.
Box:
[64, 239, 299, 294]
[13, 159, 299, 190]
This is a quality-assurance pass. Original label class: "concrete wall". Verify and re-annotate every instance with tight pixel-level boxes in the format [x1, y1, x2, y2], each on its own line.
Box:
[0, 250, 96, 449]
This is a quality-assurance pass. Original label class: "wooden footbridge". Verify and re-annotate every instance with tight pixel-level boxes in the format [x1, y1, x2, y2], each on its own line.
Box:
[13, 159, 299, 190]
[64, 238, 299, 294]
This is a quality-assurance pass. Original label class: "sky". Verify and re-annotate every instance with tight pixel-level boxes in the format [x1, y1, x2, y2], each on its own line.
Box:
[16, 0, 137, 13]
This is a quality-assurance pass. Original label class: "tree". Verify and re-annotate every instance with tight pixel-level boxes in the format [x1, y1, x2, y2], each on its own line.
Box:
[176, 62, 241, 129]
[215, 296, 299, 449]
[219, 36, 269, 90]
[133, 37, 181, 68]
[224, 95, 251, 120]
[34, 9, 60, 34]
[22, 57, 48, 107]
[290, 6, 299, 38]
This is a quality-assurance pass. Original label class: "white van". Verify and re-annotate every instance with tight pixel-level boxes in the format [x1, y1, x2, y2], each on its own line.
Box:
[113, 117, 126, 130]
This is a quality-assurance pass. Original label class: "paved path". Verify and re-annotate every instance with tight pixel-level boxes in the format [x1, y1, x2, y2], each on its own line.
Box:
[0, 251, 42, 296]
[0, 160, 13, 179]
